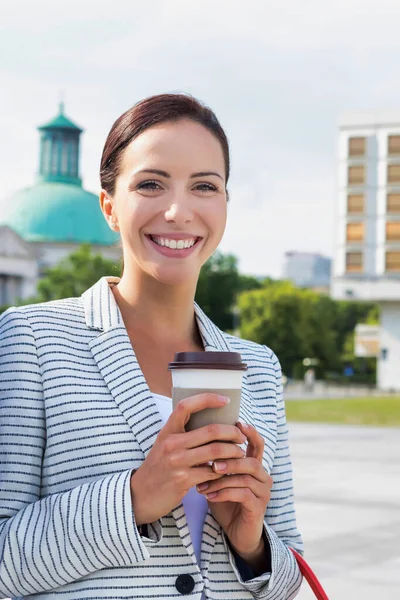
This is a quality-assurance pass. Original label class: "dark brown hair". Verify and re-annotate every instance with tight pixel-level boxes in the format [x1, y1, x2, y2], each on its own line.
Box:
[100, 93, 230, 196]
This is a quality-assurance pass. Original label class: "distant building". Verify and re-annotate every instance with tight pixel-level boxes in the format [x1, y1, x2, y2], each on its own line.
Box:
[283, 251, 332, 290]
[0, 104, 120, 306]
[331, 111, 400, 390]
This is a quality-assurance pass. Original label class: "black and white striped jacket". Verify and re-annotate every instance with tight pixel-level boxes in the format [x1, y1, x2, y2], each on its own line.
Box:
[0, 277, 303, 600]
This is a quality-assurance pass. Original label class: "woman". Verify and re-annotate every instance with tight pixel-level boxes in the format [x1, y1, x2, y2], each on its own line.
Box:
[0, 94, 303, 600]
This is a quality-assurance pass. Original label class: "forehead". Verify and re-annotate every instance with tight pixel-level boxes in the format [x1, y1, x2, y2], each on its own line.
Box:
[119, 119, 225, 176]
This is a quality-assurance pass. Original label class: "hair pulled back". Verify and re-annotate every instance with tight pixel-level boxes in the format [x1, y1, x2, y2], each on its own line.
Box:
[100, 93, 230, 196]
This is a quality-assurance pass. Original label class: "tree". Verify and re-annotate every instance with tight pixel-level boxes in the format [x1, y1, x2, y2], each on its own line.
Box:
[195, 252, 240, 331]
[34, 244, 121, 302]
[238, 281, 378, 378]
[195, 252, 265, 331]
[238, 281, 311, 375]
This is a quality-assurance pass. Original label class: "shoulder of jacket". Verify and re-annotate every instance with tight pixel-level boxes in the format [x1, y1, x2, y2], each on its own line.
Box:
[0, 297, 83, 324]
[224, 332, 278, 365]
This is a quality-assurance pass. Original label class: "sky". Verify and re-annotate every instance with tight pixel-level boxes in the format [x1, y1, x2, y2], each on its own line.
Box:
[1, 0, 400, 277]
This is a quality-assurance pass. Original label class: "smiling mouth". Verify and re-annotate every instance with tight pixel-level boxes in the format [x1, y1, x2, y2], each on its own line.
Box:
[147, 235, 201, 250]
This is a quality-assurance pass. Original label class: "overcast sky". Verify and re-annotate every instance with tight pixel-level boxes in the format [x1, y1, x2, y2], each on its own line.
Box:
[1, 0, 400, 276]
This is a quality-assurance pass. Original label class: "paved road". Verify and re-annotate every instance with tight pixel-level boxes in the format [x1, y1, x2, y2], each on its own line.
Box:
[289, 423, 400, 599]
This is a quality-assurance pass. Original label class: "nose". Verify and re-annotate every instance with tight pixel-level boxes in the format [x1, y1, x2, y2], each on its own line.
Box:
[164, 195, 194, 224]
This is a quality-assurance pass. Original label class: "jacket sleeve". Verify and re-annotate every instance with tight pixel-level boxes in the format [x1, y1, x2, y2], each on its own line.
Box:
[0, 308, 161, 599]
[226, 348, 303, 600]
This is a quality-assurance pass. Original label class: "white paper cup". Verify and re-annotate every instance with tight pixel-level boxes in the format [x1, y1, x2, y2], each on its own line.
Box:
[169, 352, 247, 431]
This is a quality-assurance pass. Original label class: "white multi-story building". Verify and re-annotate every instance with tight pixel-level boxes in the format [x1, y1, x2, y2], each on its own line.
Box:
[332, 112, 400, 390]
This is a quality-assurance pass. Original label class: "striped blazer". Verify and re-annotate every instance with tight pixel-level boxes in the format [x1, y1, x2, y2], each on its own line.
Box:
[0, 276, 303, 600]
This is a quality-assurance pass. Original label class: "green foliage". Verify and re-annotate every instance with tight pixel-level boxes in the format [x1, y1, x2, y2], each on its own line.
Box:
[195, 253, 266, 331]
[34, 244, 121, 302]
[195, 252, 240, 331]
[238, 281, 379, 379]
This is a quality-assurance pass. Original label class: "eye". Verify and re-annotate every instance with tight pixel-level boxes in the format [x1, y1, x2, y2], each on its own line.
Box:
[136, 180, 163, 191]
[193, 182, 218, 192]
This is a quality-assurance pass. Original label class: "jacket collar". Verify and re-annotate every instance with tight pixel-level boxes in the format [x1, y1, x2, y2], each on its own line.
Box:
[82, 276, 232, 352]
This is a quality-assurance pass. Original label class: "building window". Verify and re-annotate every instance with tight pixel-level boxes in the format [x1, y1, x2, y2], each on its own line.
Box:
[51, 136, 59, 175]
[346, 222, 364, 243]
[348, 137, 366, 157]
[348, 165, 365, 185]
[387, 193, 400, 213]
[68, 140, 77, 177]
[387, 164, 400, 184]
[346, 252, 363, 272]
[347, 193, 364, 214]
[386, 222, 400, 241]
[61, 140, 69, 175]
[42, 137, 51, 174]
[388, 135, 400, 156]
[385, 251, 400, 272]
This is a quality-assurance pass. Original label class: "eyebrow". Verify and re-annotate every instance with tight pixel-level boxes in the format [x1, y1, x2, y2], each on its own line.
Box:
[134, 169, 224, 180]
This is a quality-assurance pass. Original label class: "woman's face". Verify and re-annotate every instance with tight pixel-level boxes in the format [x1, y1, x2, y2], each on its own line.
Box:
[103, 119, 227, 286]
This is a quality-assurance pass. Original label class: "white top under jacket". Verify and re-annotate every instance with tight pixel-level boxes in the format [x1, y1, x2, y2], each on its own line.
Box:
[0, 276, 304, 600]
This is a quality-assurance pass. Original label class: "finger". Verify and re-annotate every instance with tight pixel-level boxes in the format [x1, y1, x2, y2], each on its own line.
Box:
[186, 441, 246, 468]
[237, 423, 264, 462]
[205, 487, 260, 510]
[180, 424, 247, 449]
[161, 393, 230, 435]
[189, 465, 226, 487]
[197, 474, 269, 500]
[211, 457, 271, 484]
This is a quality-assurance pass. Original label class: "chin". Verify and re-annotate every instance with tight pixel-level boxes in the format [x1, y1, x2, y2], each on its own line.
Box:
[149, 264, 200, 287]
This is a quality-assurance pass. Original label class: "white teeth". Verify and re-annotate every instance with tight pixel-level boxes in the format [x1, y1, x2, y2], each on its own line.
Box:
[151, 236, 197, 249]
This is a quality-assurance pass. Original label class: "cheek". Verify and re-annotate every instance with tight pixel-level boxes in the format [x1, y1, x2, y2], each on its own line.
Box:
[118, 197, 148, 236]
[211, 201, 228, 235]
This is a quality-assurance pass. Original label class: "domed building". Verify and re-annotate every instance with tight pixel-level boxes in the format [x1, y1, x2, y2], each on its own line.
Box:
[0, 104, 120, 306]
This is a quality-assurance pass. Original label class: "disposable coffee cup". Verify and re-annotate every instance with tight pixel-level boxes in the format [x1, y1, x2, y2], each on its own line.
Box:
[168, 352, 247, 431]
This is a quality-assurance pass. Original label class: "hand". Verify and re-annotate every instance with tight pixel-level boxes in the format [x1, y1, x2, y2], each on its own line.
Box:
[130, 393, 247, 526]
[196, 422, 273, 562]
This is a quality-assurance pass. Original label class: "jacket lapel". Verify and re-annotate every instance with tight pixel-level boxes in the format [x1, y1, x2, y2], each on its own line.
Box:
[83, 278, 163, 459]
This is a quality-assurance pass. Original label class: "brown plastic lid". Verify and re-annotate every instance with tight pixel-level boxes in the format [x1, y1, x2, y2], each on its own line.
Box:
[168, 351, 247, 371]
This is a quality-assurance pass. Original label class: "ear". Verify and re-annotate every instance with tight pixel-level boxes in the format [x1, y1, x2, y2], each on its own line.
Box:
[99, 189, 119, 231]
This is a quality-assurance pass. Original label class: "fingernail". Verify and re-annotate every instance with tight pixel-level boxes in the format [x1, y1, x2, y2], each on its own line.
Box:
[197, 483, 209, 492]
[218, 395, 230, 404]
[241, 422, 249, 429]
[206, 492, 218, 499]
[214, 461, 227, 472]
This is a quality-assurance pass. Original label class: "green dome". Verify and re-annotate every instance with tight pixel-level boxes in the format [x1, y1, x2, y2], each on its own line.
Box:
[0, 182, 119, 245]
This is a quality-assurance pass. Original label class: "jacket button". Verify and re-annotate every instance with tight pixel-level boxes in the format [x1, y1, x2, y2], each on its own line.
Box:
[175, 574, 195, 594]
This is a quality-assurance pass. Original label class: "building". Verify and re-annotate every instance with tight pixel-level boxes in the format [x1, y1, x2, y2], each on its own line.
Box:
[283, 251, 332, 291]
[0, 104, 120, 306]
[331, 112, 400, 390]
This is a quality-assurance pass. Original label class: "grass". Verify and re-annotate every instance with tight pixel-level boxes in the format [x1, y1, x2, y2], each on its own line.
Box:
[285, 396, 400, 427]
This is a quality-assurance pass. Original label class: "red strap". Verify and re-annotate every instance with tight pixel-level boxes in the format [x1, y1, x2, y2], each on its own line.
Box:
[290, 548, 330, 600]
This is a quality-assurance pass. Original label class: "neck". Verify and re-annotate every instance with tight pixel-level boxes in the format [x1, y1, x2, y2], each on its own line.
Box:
[113, 267, 200, 346]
